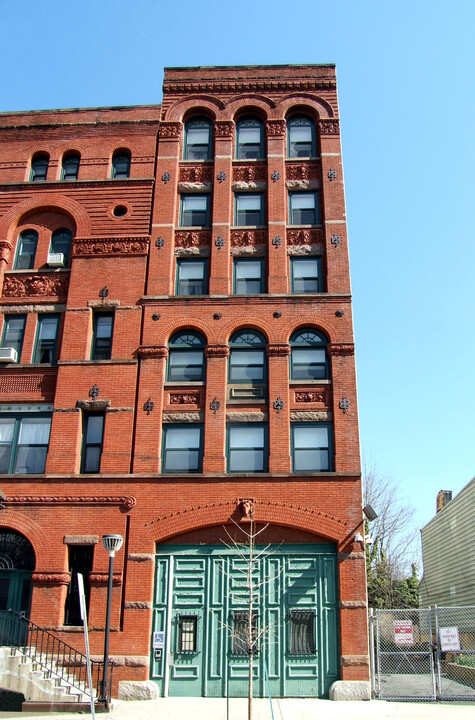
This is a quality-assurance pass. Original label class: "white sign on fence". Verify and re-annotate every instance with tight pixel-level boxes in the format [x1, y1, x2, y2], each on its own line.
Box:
[439, 626, 461, 652]
[394, 620, 414, 646]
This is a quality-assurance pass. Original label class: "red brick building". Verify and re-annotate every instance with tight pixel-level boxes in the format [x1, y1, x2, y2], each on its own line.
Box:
[0, 65, 369, 699]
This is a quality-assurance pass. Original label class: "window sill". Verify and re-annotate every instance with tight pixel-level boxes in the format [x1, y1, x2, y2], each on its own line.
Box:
[178, 226, 211, 231]
[232, 226, 267, 230]
[290, 379, 331, 385]
[164, 381, 204, 387]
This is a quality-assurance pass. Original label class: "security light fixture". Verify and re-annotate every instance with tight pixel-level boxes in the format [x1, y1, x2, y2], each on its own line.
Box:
[363, 504, 378, 521]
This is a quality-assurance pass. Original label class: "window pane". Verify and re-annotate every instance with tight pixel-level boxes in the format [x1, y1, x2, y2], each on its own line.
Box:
[165, 426, 201, 449]
[229, 426, 264, 447]
[96, 316, 113, 338]
[184, 196, 207, 211]
[165, 449, 200, 471]
[14, 446, 47, 474]
[294, 448, 329, 471]
[291, 126, 313, 142]
[188, 128, 209, 144]
[236, 260, 261, 279]
[237, 195, 261, 211]
[0, 447, 12, 474]
[84, 446, 101, 473]
[0, 419, 15, 444]
[85, 415, 104, 444]
[179, 261, 205, 279]
[290, 612, 315, 655]
[3, 316, 26, 354]
[292, 194, 315, 210]
[294, 425, 328, 448]
[17, 417, 51, 445]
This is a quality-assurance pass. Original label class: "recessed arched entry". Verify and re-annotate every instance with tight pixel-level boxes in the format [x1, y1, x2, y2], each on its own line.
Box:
[0, 529, 35, 618]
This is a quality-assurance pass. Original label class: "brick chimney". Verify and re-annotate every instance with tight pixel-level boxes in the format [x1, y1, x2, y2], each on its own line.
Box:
[436, 490, 452, 513]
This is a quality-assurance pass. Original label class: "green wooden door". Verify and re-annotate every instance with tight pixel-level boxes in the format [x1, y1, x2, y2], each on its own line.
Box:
[151, 544, 338, 698]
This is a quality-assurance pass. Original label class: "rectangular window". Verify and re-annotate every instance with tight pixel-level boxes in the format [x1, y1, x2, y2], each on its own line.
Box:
[227, 424, 267, 472]
[290, 257, 321, 293]
[0, 414, 51, 474]
[233, 611, 258, 655]
[289, 192, 319, 225]
[162, 425, 203, 473]
[34, 314, 59, 363]
[291, 423, 332, 472]
[176, 259, 207, 295]
[290, 611, 316, 655]
[1, 316, 26, 361]
[178, 616, 197, 652]
[81, 414, 105, 473]
[91, 312, 114, 361]
[180, 195, 210, 227]
[14, 231, 38, 270]
[235, 194, 264, 226]
[233, 259, 264, 294]
[64, 545, 94, 626]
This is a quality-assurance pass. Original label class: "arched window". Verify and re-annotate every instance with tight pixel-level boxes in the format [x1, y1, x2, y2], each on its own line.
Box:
[236, 117, 264, 159]
[184, 117, 213, 160]
[49, 228, 72, 266]
[167, 331, 206, 382]
[61, 152, 80, 181]
[290, 329, 328, 380]
[229, 330, 266, 383]
[287, 115, 316, 158]
[14, 229, 38, 269]
[30, 152, 49, 182]
[111, 150, 131, 179]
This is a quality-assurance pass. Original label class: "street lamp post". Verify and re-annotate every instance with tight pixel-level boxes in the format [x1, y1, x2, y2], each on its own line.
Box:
[100, 534, 123, 704]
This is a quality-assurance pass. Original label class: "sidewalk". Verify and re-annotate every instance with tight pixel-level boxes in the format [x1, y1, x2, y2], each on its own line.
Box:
[2, 697, 474, 720]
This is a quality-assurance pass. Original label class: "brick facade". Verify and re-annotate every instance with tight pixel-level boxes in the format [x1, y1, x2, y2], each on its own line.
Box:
[0, 64, 369, 696]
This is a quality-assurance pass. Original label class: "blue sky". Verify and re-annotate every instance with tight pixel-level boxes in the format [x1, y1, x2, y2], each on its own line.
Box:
[1, 1, 473, 539]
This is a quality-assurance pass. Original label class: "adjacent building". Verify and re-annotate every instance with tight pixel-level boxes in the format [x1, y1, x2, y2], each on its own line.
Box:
[0, 64, 368, 698]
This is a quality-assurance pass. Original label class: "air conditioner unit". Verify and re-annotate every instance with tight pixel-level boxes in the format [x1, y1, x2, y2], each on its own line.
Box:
[0, 347, 18, 363]
[47, 252, 65, 267]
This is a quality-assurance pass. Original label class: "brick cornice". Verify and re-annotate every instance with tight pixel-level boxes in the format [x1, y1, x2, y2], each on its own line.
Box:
[7, 495, 136, 509]
[73, 237, 149, 257]
[327, 343, 355, 356]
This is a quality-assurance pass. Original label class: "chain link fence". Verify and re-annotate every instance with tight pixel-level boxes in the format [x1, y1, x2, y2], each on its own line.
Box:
[370, 606, 475, 701]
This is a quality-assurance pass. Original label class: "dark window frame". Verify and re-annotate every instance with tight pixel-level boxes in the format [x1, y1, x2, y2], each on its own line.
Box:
[64, 545, 94, 626]
[176, 258, 208, 296]
[0, 413, 52, 475]
[33, 314, 60, 364]
[291, 422, 333, 473]
[227, 423, 268, 473]
[289, 610, 316, 655]
[167, 331, 206, 382]
[228, 330, 267, 384]
[232, 610, 259, 655]
[162, 424, 204, 474]
[111, 150, 131, 179]
[91, 312, 114, 361]
[49, 228, 72, 266]
[30, 153, 49, 182]
[236, 117, 264, 160]
[287, 115, 316, 158]
[1, 315, 26, 361]
[290, 257, 322, 294]
[290, 328, 329, 381]
[177, 615, 198, 653]
[81, 413, 105, 474]
[61, 152, 80, 181]
[14, 230, 38, 270]
[288, 191, 319, 225]
[179, 194, 210, 227]
[184, 117, 213, 160]
[233, 258, 265, 295]
[234, 193, 265, 227]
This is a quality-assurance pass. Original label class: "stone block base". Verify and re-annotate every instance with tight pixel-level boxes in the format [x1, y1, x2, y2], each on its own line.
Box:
[329, 680, 371, 701]
[118, 680, 159, 701]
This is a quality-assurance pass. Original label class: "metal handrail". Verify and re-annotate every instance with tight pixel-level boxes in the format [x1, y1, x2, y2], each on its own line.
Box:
[0, 609, 112, 703]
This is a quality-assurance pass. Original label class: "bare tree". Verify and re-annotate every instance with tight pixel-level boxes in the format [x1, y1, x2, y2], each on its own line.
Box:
[363, 460, 421, 608]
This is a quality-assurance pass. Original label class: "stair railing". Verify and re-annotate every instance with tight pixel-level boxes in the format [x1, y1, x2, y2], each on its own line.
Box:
[0, 609, 112, 703]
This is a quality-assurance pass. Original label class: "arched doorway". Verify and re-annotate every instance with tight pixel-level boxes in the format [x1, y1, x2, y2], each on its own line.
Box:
[0, 530, 35, 617]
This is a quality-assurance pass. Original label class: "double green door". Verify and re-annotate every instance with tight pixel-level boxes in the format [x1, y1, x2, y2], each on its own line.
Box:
[151, 544, 338, 698]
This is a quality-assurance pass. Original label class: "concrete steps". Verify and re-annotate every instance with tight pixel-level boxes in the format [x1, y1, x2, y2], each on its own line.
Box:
[0, 646, 94, 703]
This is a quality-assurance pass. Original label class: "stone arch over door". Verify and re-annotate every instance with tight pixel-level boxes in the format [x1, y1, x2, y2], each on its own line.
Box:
[0, 528, 36, 623]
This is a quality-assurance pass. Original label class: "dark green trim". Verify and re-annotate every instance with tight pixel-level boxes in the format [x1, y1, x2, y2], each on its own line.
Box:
[33, 314, 60, 364]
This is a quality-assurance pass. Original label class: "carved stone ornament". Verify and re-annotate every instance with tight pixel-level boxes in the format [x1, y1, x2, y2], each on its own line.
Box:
[271, 170, 281, 182]
[0, 241, 13, 262]
[286, 228, 324, 246]
[99, 286, 109, 300]
[144, 398, 154, 415]
[266, 343, 290, 357]
[233, 165, 267, 183]
[327, 344, 354, 356]
[214, 121, 234, 138]
[89, 573, 122, 586]
[162, 412, 203, 423]
[138, 346, 168, 359]
[159, 121, 182, 138]
[339, 396, 350, 414]
[8, 496, 136, 509]
[231, 230, 267, 247]
[318, 118, 340, 136]
[239, 498, 254, 518]
[272, 235, 282, 248]
[217, 170, 227, 182]
[155, 236, 165, 249]
[32, 572, 70, 587]
[73, 238, 149, 257]
[179, 165, 213, 183]
[327, 169, 337, 181]
[205, 344, 229, 358]
[3, 273, 69, 299]
[331, 234, 341, 246]
[89, 384, 100, 400]
[265, 120, 286, 137]
[286, 164, 319, 181]
[170, 393, 199, 405]
[162, 171, 171, 183]
[215, 236, 225, 249]
[295, 390, 326, 403]
[175, 230, 211, 248]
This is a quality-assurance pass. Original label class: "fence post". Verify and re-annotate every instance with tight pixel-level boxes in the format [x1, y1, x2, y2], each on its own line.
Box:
[369, 609, 376, 698]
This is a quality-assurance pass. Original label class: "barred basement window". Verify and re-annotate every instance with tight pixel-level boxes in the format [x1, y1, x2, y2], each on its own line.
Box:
[178, 616, 197, 652]
[290, 610, 316, 655]
[232, 611, 258, 655]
